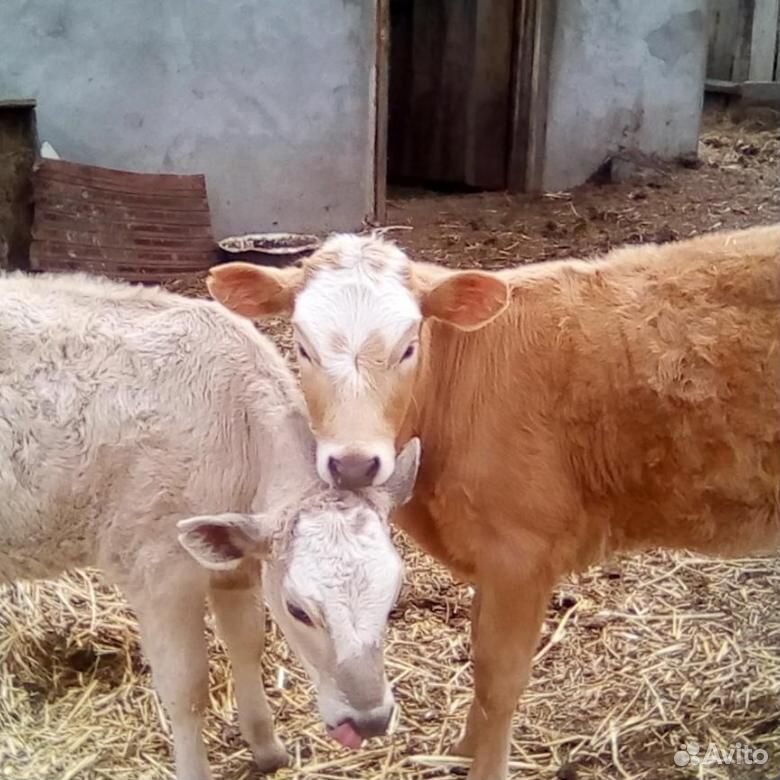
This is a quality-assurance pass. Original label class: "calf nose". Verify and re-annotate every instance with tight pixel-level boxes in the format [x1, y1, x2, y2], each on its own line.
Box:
[351, 708, 393, 739]
[328, 454, 380, 488]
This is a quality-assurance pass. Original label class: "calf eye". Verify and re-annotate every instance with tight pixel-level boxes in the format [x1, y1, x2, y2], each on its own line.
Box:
[297, 343, 311, 362]
[287, 602, 314, 626]
[400, 343, 416, 362]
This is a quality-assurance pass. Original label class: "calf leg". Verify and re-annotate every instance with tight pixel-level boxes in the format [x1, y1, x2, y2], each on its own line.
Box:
[450, 587, 482, 757]
[208, 563, 288, 773]
[454, 571, 552, 780]
[126, 575, 212, 780]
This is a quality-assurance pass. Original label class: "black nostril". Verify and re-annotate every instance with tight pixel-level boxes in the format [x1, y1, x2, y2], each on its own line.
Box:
[328, 456, 341, 480]
[366, 457, 380, 480]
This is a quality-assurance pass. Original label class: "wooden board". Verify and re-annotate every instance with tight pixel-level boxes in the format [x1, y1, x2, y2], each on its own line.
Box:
[776, 10, 780, 80]
[465, 0, 515, 187]
[734, 0, 756, 82]
[388, 0, 514, 189]
[0, 102, 36, 270]
[374, 0, 390, 222]
[707, 0, 780, 83]
[705, 78, 743, 94]
[30, 159, 216, 282]
[777, 15, 780, 81]
[750, 0, 780, 80]
[507, 0, 557, 192]
[707, 0, 741, 81]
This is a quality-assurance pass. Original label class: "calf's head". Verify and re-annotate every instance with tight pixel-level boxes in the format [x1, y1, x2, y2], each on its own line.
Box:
[208, 235, 510, 487]
[177, 438, 420, 748]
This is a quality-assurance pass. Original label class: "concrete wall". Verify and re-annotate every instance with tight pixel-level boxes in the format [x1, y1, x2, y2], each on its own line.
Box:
[542, 0, 707, 191]
[0, 1, 376, 238]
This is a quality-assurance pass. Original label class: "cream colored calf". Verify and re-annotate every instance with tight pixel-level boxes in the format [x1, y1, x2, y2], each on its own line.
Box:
[0, 271, 420, 779]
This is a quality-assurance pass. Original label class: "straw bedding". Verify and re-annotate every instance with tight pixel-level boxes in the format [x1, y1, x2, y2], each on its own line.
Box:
[1, 546, 778, 779]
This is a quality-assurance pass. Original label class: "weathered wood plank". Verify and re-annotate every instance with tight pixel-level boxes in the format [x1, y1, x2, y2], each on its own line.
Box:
[732, 0, 755, 83]
[387, 0, 513, 189]
[707, 0, 780, 84]
[776, 10, 780, 79]
[705, 77, 743, 94]
[749, 0, 780, 79]
[708, 0, 741, 80]
[373, 0, 390, 222]
[508, 0, 558, 192]
[0, 103, 36, 270]
[402, 0, 473, 184]
[741, 79, 780, 104]
[706, 0, 722, 73]
[464, 0, 515, 188]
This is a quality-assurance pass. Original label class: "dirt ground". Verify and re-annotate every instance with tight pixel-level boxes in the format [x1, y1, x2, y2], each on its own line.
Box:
[387, 109, 780, 268]
[1, 109, 779, 780]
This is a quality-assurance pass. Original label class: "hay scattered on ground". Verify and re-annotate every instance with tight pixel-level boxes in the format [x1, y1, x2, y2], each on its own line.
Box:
[1, 547, 778, 779]
[1, 111, 779, 779]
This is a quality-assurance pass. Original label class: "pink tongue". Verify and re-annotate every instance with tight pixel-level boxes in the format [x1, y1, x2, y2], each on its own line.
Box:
[327, 722, 364, 750]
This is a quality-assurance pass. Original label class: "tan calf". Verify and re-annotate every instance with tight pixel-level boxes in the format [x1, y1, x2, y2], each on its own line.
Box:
[209, 224, 780, 780]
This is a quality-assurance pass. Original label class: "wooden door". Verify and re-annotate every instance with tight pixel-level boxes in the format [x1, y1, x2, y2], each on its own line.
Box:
[388, 0, 515, 189]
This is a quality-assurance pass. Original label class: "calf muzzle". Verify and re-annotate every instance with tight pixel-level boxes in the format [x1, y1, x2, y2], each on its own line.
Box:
[328, 453, 381, 488]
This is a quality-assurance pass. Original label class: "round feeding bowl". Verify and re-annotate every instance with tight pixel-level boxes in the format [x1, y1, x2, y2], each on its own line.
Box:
[216, 232, 321, 267]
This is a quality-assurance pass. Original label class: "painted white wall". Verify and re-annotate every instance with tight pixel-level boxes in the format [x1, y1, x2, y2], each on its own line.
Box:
[0, 1, 377, 238]
[543, 0, 708, 191]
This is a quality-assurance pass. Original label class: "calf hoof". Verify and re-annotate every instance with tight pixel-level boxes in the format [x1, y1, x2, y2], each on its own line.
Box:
[252, 738, 289, 774]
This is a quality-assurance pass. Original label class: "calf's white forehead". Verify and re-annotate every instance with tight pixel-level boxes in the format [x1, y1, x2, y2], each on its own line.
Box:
[293, 239, 422, 363]
[284, 509, 402, 657]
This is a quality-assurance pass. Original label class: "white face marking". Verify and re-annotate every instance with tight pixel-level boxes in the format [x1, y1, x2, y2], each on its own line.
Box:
[293, 235, 422, 393]
[263, 499, 403, 730]
[293, 235, 423, 486]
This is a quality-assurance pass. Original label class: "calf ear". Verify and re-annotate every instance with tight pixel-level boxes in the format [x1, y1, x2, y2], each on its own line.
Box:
[207, 263, 303, 318]
[384, 437, 421, 507]
[177, 513, 274, 570]
[414, 265, 509, 330]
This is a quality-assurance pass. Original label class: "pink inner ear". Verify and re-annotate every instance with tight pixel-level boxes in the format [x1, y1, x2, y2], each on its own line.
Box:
[458, 278, 497, 310]
[424, 272, 508, 328]
[456, 275, 508, 319]
[195, 524, 243, 560]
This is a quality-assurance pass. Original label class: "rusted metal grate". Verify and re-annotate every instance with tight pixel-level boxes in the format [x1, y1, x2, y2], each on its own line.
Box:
[30, 158, 216, 282]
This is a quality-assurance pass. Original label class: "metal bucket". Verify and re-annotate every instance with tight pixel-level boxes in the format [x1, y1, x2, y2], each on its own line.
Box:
[215, 232, 321, 267]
